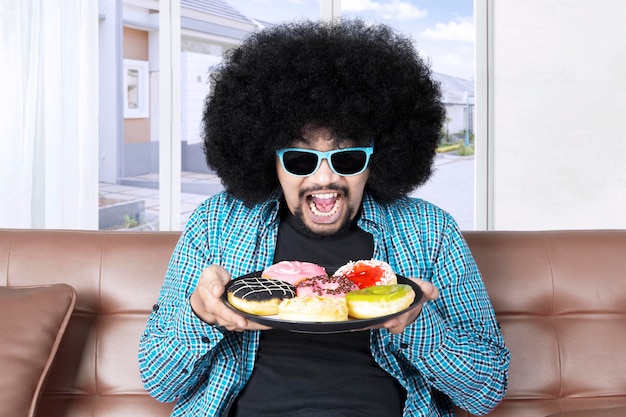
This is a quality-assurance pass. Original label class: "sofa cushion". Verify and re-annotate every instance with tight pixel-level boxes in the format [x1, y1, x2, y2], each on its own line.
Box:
[0, 284, 76, 417]
[546, 407, 626, 417]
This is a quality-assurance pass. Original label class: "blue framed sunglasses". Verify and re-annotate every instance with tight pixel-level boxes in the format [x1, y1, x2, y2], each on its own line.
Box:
[276, 147, 374, 177]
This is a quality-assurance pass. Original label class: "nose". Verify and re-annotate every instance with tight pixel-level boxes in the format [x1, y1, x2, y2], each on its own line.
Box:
[310, 157, 339, 183]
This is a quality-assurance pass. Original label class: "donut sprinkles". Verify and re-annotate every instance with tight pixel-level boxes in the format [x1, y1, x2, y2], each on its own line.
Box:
[295, 274, 358, 297]
[228, 276, 296, 301]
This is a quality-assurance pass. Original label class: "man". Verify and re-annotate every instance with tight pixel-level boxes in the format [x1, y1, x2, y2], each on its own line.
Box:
[139, 19, 509, 417]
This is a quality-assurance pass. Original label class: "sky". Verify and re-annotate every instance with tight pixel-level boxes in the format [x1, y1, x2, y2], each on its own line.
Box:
[232, 0, 475, 79]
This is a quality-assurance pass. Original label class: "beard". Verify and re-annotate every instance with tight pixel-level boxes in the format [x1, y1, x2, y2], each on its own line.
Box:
[291, 205, 355, 238]
[291, 184, 354, 238]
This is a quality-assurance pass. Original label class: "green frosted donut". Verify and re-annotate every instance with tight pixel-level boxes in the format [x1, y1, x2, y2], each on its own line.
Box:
[345, 284, 413, 302]
[345, 284, 415, 319]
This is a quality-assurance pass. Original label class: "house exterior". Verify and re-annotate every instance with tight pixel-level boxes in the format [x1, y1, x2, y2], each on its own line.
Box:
[432, 72, 475, 144]
[98, 0, 258, 184]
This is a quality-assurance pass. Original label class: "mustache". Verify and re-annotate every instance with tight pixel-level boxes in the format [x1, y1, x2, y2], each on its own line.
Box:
[298, 184, 349, 199]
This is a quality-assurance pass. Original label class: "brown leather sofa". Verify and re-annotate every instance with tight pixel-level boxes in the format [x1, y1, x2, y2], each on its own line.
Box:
[1, 229, 625, 417]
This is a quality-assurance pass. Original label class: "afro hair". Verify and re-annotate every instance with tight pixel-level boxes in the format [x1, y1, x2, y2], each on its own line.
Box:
[202, 18, 445, 206]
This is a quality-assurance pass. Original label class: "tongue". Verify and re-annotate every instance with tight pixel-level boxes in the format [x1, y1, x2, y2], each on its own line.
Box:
[312, 196, 336, 213]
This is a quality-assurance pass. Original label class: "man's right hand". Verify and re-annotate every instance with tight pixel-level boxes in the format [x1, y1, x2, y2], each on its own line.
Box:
[190, 265, 271, 332]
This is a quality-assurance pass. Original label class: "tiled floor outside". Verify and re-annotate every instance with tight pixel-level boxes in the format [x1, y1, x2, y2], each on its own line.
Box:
[99, 172, 223, 230]
[99, 154, 474, 231]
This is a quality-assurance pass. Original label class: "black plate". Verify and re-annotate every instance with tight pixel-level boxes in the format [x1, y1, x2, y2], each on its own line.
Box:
[222, 272, 423, 333]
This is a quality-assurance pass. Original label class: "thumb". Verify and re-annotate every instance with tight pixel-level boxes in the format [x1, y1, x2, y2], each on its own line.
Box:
[411, 278, 439, 302]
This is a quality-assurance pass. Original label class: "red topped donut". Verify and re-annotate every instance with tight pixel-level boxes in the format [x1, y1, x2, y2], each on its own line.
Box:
[332, 259, 397, 289]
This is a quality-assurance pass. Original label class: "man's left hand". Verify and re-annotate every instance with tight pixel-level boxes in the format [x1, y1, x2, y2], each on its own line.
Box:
[376, 278, 439, 334]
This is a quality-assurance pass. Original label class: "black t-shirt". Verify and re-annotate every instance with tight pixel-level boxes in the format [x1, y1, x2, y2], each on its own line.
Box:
[271, 207, 376, 275]
[229, 209, 406, 417]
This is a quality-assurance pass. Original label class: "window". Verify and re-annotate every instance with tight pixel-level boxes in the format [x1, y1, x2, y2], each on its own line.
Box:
[123, 59, 150, 118]
[96, 0, 475, 231]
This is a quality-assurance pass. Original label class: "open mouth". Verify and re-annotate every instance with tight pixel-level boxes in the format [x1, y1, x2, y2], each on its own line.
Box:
[308, 192, 340, 218]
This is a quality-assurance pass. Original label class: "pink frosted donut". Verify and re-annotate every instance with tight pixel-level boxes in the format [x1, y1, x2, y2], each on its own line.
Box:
[295, 274, 359, 298]
[333, 259, 397, 289]
[262, 261, 327, 285]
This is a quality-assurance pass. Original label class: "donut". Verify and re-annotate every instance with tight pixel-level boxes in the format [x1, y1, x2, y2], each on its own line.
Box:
[345, 284, 415, 319]
[333, 259, 397, 289]
[278, 296, 349, 322]
[295, 274, 358, 298]
[261, 260, 327, 285]
[227, 276, 296, 316]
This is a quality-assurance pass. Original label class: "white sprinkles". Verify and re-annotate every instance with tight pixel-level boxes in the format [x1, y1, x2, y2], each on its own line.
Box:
[228, 276, 296, 301]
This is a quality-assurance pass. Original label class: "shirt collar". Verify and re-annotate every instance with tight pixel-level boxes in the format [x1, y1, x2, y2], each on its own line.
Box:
[359, 192, 389, 231]
[257, 188, 282, 225]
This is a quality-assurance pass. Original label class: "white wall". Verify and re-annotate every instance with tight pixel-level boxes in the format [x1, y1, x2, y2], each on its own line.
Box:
[181, 51, 221, 145]
[478, 0, 626, 230]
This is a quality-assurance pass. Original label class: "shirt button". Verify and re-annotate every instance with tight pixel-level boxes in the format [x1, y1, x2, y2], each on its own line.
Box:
[400, 342, 409, 349]
[152, 304, 159, 312]
[201, 336, 210, 343]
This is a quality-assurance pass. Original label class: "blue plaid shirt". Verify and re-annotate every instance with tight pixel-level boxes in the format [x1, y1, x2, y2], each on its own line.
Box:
[138, 190, 509, 416]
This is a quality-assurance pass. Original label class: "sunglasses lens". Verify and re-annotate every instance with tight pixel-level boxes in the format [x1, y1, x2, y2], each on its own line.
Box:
[282, 151, 319, 176]
[330, 150, 368, 175]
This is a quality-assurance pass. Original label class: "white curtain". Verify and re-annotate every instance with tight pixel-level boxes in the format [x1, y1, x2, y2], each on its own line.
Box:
[0, 0, 98, 229]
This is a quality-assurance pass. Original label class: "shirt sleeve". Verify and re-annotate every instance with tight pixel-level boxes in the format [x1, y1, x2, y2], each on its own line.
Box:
[401, 218, 510, 415]
[137, 201, 241, 403]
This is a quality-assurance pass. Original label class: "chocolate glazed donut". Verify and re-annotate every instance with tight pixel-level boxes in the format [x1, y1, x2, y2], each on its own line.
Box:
[227, 277, 296, 316]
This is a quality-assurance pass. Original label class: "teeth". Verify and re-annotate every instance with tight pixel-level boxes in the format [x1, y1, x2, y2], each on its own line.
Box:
[309, 200, 339, 217]
[311, 192, 338, 199]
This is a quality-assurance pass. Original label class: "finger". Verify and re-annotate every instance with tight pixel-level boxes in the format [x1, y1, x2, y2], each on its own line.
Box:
[219, 314, 270, 332]
[216, 302, 248, 329]
[246, 321, 272, 331]
[211, 280, 225, 298]
[200, 266, 230, 297]
[409, 278, 439, 302]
